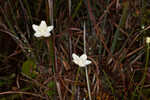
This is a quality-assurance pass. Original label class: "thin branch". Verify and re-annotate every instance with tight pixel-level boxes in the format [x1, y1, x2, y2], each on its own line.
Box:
[0, 91, 46, 99]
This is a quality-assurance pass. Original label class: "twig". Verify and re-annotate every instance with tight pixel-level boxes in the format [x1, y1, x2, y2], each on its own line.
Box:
[0, 91, 46, 99]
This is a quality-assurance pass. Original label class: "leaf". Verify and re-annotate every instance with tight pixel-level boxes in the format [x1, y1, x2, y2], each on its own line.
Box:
[46, 81, 56, 97]
[22, 59, 37, 78]
[0, 97, 7, 100]
[47, 81, 56, 88]
[0, 80, 6, 87]
[46, 90, 55, 97]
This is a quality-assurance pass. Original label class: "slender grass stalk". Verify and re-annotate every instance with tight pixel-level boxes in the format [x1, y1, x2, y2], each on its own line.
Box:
[102, 69, 116, 100]
[69, 1, 79, 99]
[138, 1, 149, 99]
[8, 0, 18, 25]
[68, 0, 72, 64]
[48, 1, 62, 100]
[84, 22, 92, 100]
[47, 1, 57, 100]
[22, 0, 33, 23]
[68, 1, 75, 99]
[131, 42, 149, 100]
[71, 67, 81, 100]
[101, 0, 110, 56]
[138, 43, 149, 100]
[19, 0, 31, 39]
[119, 28, 147, 63]
[46, 38, 55, 69]
[72, 0, 83, 19]
[141, 0, 146, 27]
[111, 1, 129, 53]
[0, 7, 15, 34]
[48, 0, 54, 26]
[69, 0, 71, 16]
[47, 0, 55, 70]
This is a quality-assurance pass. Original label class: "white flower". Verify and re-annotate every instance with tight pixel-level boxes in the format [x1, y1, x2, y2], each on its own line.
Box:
[72, 53, 91, 67]
[146, 37, 150, 44]
[32, 20, 54, 37]
[141, 25, 145, 29]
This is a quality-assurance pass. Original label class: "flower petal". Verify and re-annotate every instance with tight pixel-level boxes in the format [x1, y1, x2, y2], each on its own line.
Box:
[72, 53, 80, 65]
[40, 20, 47, 27]
[34, 32, 42, 37]
[146, 37, 150, 43]
[73, 59, 79, 65]
[85, 60, 91, 65]
[32, 24, 39, 31]
[79, 63, 86, 67]
[47, 26, 54, 32]
[80, 54, 87, 61]
[72, 53, 80, 60]
[43, 33, 51, 37]
[72, 53, 91, 67]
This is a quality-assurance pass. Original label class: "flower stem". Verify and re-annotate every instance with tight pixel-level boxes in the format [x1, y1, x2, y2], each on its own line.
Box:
[84, 22, 92, 100]
[85, 67, 92, 100]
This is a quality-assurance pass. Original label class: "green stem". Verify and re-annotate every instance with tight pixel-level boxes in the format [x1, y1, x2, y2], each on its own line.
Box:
[102, 69, 116, 100]
[111, 1, 128, 53]
[131, 43, 149, 100]
[48, 37, 55, 72]
[71, 67, 80, 100]
[138, 43, 149, 99]
[72, 0, 83, 19]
